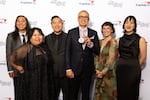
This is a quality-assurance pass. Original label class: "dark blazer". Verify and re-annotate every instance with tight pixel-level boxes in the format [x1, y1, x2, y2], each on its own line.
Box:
[45, 32, 67, 78]
[65, 27, 100, 76]
[6, 31, 23, 77]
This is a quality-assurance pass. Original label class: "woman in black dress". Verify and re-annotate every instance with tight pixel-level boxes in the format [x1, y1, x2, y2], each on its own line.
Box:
[116, 16, 147, 100]
[9, 27, 54, 100]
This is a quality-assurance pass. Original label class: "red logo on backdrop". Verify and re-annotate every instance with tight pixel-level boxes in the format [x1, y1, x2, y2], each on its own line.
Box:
[20, 0, 36, 4]
[89, 0, 94, 4]
[8, 97, 12, 100]
[136, 1, 150, 6]
[112, 20, 122, 25]
[0, 18, 7, 23]
[33, 0, 36, 3]
[141, 79, 144, 84]
[79, 0, 95, 5]
[2, 97, 13, 100]
[145, 1, 150, 5]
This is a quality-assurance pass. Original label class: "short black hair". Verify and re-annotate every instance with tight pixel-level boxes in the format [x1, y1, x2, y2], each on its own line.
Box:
[101, 21, 115, 34]
[123, 15, 137, 33]
[51, 15, 62, 23]
[28, 27, 44, 43]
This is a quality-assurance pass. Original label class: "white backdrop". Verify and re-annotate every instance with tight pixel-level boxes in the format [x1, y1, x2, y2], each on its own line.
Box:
[0, 0, 150, 100]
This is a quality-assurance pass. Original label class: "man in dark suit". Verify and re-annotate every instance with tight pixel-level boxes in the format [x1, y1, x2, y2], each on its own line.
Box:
[45, 16, 68, 100]
[65, 10, 100, 100]
[6, 15, 31, 100]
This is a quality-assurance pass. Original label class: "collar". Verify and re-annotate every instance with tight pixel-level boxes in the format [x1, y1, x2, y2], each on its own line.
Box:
[19, 32, 26, 36]
[79, 27, 88, 32]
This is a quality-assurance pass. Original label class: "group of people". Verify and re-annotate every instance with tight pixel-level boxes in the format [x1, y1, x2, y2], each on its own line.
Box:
[6, 10, 147, 100]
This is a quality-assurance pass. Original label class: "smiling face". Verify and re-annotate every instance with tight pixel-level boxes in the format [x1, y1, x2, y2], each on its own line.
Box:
[30, 29, 44, 46]
[78, 10, 89, 28]
[124, 18, 135, 34]
[51, 17, 63, 35]
[16, 16, 27, 32]
[102, 25, 113, 37]
[101, 22, 115, 38]
[123, 16, 137, 34]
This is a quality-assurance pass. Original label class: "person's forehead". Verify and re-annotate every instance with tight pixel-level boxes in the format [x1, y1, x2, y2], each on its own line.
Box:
[17, 17, 26, 21]
[126, 18, 134, 22]
[79, 11, 89, 16]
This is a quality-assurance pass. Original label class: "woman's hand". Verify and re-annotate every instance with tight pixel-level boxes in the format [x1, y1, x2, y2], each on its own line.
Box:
[16, 65, 24, 74]
[96, 70, 103, 78]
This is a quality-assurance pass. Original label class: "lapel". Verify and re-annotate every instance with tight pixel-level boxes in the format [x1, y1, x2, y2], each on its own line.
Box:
[16, 35, 22, 46]
[87, 28, 93, 39]
[76, 27, 83, 49]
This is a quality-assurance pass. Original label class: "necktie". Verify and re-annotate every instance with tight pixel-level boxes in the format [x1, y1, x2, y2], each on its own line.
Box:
[22, 35, 26, 44]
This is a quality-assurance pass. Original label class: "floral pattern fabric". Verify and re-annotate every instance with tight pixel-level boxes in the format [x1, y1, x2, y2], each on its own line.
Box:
[94, 39, 118, 100]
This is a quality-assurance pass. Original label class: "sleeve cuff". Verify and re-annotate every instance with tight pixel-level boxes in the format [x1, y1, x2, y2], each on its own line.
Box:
[8, 71, 14, 73]
[66, 69, 72, 72]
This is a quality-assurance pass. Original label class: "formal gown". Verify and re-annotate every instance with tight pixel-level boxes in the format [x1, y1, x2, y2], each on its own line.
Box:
[94, 39, 117, 100]
[116, 33, 141, 100]
[10, 43, 53, 100]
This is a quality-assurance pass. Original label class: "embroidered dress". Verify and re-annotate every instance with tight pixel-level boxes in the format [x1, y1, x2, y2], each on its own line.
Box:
[9, 43, 54, 100]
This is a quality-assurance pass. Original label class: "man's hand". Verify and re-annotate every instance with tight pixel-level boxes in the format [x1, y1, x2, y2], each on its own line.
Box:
[66, 69, 74, 79]
[83, 35, 92, 46]
[9, 71, 15, 78]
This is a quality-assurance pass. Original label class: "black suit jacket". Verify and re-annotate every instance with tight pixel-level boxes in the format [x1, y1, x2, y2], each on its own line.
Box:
[65, 27, 100, 76]
[6, 32, 24, 77]
[45, 32, 67, 78]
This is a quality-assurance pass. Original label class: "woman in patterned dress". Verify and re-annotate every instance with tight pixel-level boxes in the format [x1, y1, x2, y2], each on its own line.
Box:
[94, 22, 118, 100]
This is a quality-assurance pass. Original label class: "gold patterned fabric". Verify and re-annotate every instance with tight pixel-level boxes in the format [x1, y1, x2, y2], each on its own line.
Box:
[94, 39, 118, 100]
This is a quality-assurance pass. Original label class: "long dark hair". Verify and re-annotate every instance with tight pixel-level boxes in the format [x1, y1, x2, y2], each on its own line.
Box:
[12, 15, 31, 40]
[14, 15, 31, 34]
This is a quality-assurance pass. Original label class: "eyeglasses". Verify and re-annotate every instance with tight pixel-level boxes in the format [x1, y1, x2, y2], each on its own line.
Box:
[78, 16, 89, 19]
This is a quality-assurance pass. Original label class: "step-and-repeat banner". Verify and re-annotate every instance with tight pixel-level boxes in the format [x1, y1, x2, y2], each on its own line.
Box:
[0, 0, 150, 100]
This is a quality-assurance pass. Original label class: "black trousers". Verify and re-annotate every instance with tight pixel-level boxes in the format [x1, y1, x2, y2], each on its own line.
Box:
[68, 75, 92, 100]
[54, 77, 69, 100]
[14, 75, 25, 100]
